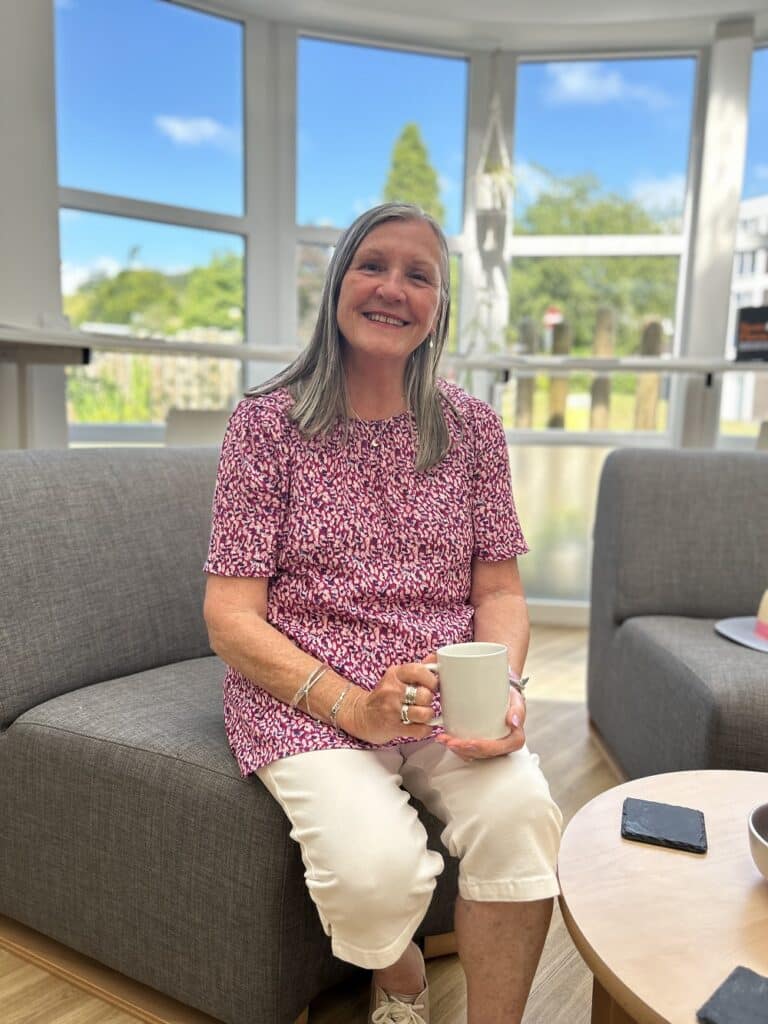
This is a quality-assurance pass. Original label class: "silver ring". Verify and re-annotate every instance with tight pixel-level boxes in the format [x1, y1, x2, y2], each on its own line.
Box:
[400, 703, 412, 725]
[403, 684, 418, 706]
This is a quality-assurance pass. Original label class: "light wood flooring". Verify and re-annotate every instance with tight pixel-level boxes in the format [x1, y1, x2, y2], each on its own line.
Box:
[0, 627, 622, 1024]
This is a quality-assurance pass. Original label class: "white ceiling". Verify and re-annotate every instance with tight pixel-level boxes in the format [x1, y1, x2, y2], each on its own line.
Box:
[204, 0, 768, 49]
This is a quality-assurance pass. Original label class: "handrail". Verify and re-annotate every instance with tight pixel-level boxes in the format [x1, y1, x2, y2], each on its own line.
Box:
[1, 321, 766, 374]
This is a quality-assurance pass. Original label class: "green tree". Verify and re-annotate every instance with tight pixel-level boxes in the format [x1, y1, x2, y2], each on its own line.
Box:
[64, 268, 179, 333]
[509, 168, 678, 356]
[383, 123, 445, 225]
[178, 251, 243, 332]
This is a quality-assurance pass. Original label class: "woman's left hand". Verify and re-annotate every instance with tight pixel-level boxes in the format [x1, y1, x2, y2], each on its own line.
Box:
[434, 687, 526, 762]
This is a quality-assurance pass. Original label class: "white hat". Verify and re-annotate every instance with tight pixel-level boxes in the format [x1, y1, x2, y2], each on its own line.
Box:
[715, 589, 768, 653]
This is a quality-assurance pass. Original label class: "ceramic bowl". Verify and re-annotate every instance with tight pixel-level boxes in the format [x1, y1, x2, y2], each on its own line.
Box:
[748, 802, 768, 880]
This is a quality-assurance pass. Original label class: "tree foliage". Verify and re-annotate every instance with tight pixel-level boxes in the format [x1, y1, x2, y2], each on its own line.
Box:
[383, 122, 445, 225]
[509, 169, 678, 356]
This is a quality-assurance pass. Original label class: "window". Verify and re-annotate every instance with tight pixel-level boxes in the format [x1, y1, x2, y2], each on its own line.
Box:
[721, 47, 768, 440]
[297, 37, 468, 236]
[514, 58, 696, 235]
[54, 0, 246, 438]
[55, 0, 244, 214]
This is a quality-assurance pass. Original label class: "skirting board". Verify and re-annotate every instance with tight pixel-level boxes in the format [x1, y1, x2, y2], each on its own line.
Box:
[527, 600, 589, 628]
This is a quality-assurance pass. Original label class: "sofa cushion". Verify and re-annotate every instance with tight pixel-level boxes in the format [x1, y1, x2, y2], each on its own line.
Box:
[0, 656, 458, 1023]
[0, 449, 219, 729]
[599, 616, 768, 777]
[594, 449, 768, 624]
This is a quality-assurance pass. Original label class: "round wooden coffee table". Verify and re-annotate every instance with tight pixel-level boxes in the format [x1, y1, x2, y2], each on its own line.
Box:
[558, 770, 768, 1024]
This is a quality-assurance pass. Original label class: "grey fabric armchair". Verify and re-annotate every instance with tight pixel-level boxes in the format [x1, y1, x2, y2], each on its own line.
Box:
[587, 448, 768, 779]
[0, 449, 458, 1024]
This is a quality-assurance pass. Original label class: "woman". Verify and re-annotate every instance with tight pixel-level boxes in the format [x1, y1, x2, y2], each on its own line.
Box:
[203, 202, 562, 1024]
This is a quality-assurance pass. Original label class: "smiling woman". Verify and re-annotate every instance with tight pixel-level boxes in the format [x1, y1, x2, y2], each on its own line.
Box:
[205, 200, 561, 1024]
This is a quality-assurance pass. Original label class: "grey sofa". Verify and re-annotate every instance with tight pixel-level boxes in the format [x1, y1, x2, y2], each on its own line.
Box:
[0, 448, 458, 1024]
[588, 448, 768, 779]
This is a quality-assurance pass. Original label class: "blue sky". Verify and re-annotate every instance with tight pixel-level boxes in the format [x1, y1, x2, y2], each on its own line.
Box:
[55, 0, 768, 293]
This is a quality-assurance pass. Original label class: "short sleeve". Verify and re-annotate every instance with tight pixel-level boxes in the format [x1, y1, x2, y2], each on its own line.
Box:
[470, 401, 529, 561]
[203, 398, 290, 578]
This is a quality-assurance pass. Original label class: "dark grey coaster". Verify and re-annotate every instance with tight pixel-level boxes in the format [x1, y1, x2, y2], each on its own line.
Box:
[697, 966, 768, 1023]
[620, 796, 707, 854]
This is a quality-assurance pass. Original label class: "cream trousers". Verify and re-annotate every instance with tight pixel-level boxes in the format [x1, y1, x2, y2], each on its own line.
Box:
[257, 739, 563, 969]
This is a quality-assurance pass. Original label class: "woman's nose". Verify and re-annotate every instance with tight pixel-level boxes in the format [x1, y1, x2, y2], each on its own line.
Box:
[376, 272, 406, 302]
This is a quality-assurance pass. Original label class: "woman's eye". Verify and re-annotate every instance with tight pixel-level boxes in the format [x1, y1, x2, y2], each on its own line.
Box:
[410, 272, 429, 283]
[360, 261, 383, 272]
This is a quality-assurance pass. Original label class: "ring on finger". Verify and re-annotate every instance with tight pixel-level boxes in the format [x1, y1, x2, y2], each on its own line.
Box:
[400, 703, 412, 725]
[403, 684, 418, 706]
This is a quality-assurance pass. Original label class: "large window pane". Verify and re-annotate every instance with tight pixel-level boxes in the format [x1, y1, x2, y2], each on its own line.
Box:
[514, 58, 695, 234]
[510, 445, 611, 601]
[60, 210, 244, 342]
[55, 0, 243, 215]
[297, 38, 468, 235]
[508, 255, 678, 355]
[721, 48, 768, 439]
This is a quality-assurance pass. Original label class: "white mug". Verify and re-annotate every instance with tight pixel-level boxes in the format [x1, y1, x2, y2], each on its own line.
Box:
[427, 641, 511, 740]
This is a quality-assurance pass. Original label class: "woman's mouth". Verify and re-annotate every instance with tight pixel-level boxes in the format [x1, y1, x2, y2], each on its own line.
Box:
[363, 312, 409, 327]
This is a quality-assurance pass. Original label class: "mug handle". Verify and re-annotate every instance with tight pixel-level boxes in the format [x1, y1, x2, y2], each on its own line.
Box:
[422, 663, 442, 726]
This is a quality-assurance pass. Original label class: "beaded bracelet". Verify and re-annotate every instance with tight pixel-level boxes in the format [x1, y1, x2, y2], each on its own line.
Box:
[290, 663, 328, 719]
[329, 683, 353, 731]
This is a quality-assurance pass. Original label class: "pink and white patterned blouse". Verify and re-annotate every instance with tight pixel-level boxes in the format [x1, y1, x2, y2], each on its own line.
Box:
[203, 379, 528, 776]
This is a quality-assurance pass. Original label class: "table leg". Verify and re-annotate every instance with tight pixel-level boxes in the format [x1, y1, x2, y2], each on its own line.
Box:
[591, 977, 636, 1024]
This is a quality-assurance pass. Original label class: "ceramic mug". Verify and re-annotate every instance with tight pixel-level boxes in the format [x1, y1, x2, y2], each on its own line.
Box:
[426, 641, 511, 739]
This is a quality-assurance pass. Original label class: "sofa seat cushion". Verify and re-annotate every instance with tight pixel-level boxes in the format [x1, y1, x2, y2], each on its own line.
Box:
[603, 616, 768, 776]
[12, 654, 237, 774]
[0, 656, 458, 1024]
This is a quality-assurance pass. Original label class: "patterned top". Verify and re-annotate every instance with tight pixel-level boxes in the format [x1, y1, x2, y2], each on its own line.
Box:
[203, 380, 528, 776]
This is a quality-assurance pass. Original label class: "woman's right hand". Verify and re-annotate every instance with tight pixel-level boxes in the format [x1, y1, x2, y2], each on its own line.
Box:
[343, 657, 439, 745]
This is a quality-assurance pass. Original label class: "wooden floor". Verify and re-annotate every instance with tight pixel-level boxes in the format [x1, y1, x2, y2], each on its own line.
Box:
[0, 626, 622, 1024]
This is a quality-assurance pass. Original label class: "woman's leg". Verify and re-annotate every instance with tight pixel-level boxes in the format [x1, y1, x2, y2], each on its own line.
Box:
[455, 895, 553, 1024]
[257, 747, 444, 972]
[400, 740, 563, 1023]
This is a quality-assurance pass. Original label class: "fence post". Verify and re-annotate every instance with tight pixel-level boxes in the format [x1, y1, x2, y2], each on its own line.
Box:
[515, 317, 536, 428]
[547, 320, 572, 428]
[590, 307, 614, 430]
[634, 318, 663, 430]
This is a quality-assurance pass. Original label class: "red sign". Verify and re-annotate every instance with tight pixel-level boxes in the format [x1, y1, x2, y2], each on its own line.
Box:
[543, 305, 563, 327]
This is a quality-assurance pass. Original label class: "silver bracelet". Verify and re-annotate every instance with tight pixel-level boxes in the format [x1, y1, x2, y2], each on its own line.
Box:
[291, 664, 328, 718]
[329, 683, 353, 731]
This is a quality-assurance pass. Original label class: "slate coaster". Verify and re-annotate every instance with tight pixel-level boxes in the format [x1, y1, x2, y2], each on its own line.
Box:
[620, 796, 707, 854]
[697, 966, 768, 1023]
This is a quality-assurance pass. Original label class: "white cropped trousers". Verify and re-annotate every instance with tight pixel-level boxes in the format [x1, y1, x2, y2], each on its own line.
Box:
[257, 739, 563, 969]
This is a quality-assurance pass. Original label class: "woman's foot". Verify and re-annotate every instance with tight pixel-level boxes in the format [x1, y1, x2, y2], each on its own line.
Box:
[369, 978, 429, 1023]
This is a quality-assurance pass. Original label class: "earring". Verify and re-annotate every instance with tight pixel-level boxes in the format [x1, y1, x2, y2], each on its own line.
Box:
[428, 335, 434, 350]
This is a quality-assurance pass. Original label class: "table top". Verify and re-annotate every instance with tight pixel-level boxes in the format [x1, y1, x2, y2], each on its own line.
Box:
[558, 770, 768, 1024]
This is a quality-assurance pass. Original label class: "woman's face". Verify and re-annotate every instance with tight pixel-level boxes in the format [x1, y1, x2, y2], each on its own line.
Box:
[336, 218, 443, 369]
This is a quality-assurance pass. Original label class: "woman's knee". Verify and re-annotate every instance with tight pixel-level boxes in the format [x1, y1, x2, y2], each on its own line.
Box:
[447, 760, 562, 858]
[319, 829, 441, 916]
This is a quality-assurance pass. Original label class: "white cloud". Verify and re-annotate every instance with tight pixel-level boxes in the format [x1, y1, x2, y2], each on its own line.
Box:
[544, 62, 671, 110]
[630, 173, 686, 215]
[154, 115, 239, 152]
[61, 257, 121, 296]
[756, 164, 768, 181]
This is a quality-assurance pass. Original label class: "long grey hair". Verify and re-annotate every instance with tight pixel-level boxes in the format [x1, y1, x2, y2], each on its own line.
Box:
[245, 202, 460, 472]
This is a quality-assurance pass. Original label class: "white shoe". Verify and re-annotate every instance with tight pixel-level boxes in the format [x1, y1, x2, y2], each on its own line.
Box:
[369, 979, 429, 1023]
